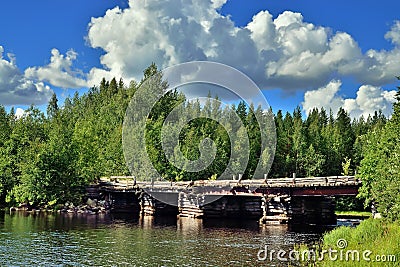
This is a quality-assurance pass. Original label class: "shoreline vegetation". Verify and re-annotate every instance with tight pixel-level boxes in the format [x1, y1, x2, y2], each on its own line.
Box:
[6, 198, 110, 215]
[298, 219, 400, 266]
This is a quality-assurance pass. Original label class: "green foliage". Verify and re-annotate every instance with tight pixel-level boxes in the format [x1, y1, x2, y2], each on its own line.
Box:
[47, 93, 59, 118]
[357, 84, 400, 221]
[271, 105, 382, 179]
[341, 157, 352, 176]
[0, 72, 135, 207]
[312, 219, 400, 267]
[209, 174, 218, 181]
[335, 196, 366, 212]
[299, 144, 326, 177]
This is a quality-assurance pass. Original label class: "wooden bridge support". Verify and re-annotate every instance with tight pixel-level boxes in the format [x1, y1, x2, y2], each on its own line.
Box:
[178, 193, 262, 219]
[289, 196, 336, 225]
[259, 195, 336, 225]
[107, 191, 141, 214]
[260, 195, 290, 224]
[103, 191, 337, 225]
[104, 190, 178, 216]
[140, 192, 178, 216]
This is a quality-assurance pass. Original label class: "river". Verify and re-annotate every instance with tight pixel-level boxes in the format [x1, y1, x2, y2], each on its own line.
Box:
[0, 211, 341, 266]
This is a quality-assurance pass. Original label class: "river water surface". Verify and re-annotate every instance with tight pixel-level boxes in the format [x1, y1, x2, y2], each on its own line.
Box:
[0, 211, 337, 266]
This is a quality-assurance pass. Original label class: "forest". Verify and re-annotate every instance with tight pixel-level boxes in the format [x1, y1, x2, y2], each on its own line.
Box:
[0, 64, 398, 221]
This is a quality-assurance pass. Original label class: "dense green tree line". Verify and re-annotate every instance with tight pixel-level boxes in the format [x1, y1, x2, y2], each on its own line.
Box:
[271, 106, 386, 178]
[357, 81, 400, 221]
[0, 76, 136, 207]
[0, 64, 392, 209]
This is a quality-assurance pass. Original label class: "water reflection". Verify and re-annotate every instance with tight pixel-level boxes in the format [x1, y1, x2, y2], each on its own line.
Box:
[139, 214, 177, 229]
[177, 217, 203, 237]
[0, 211, 332, 266]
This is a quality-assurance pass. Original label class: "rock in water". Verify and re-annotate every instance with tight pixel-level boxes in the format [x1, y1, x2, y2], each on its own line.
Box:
[86, 198, 97, 208]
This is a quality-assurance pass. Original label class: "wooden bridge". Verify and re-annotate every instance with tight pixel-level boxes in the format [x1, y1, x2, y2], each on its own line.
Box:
[91, 176, 361, 225]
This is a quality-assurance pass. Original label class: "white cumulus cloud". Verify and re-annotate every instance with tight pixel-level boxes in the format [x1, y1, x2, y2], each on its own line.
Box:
[302, 80, 397, 118]
[385, 21, 400, 46]
[85, 1, 400, 91]
[302, 80, 344, 115]
[15, 107, 25, 119]
[2, 1, 400, 109]
[0, 46, 53, 106]
[25, 48, 87, 88]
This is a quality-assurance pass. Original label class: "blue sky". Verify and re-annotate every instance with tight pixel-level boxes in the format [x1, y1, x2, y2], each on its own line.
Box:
[1, 0, 399, 118]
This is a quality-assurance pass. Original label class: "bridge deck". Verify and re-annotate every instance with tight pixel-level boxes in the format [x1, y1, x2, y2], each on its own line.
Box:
[99, 176, 361, 196]
[96, 176, 361, 224]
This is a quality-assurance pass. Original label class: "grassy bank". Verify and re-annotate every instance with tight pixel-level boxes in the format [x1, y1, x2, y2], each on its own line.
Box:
[300, 219, 400, 266]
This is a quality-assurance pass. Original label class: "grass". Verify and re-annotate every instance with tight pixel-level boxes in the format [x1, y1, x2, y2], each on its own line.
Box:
[299, 219, 400, 266]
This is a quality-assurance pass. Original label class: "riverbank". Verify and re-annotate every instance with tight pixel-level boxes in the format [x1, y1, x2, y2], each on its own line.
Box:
[7, 198, 110, 214]
[300, 219, 400, 266]
[335, 211, 372, 219]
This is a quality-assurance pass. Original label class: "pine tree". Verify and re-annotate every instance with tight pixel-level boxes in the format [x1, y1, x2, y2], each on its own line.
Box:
[47, 93, 59, 119]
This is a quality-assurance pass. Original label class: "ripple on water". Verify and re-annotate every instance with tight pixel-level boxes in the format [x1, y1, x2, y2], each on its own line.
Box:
[0, 212, 326, 266]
